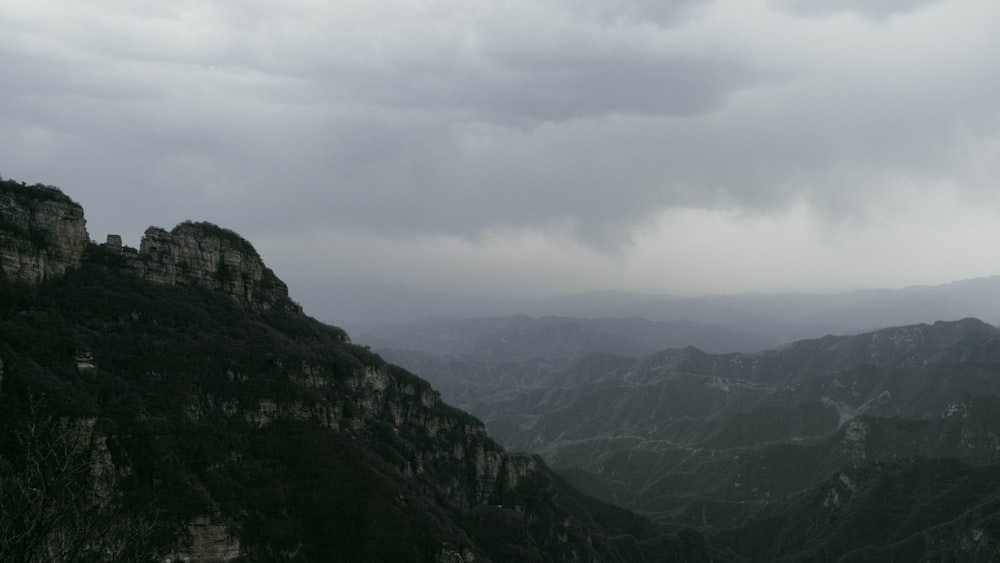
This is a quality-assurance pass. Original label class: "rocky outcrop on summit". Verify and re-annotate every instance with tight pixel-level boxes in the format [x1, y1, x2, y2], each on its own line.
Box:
[122, 222, 299, 312]
[0, 179, 297, 312]
[0, 180, 89, 283]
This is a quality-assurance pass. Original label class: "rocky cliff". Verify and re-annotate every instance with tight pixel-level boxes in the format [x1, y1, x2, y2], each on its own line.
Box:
[0, 178, 706, 562]
[0, 180, 299, 313]
[120, 222, 300, 313]
[0, 179, 89, 283]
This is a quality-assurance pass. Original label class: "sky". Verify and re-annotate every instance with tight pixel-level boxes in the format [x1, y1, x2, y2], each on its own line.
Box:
[3, 0, 1000, 322]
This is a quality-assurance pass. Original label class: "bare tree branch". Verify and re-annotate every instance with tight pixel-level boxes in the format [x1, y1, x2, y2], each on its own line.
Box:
[0, 396, 157, 562]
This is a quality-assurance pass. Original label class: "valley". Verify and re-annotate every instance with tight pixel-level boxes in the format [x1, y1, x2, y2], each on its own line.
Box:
[368, 315, 1000, 561]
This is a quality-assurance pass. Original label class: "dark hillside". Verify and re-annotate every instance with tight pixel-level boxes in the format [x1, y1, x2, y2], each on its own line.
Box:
[0, 180, 711, 562]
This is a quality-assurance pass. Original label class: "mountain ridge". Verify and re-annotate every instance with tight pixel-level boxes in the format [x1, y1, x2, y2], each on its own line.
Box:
[337, 276, 1000, 352]
[380, 315, 1000, 561]
[0, 179, 712, 562]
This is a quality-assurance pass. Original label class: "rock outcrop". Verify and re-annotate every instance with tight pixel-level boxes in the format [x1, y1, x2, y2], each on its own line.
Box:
[0, 180, 89, 283]
[0, 181, 298, 313]
[121, 222, 299, 312]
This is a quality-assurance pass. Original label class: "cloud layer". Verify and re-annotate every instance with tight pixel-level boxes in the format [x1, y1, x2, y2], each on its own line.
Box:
[3, 0, 1000, 317]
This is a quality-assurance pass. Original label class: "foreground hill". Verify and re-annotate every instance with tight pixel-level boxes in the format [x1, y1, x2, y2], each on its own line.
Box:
[0, 179, 711, 562]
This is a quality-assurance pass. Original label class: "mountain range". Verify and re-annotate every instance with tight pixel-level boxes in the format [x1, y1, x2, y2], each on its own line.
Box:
[335, 275, 1000, 348]
[376, 318, 1000, 561]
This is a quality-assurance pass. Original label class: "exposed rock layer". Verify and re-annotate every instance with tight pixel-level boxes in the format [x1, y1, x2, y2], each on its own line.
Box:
[122, 222, 299, 312]
[0, 180, 89, 283]
[0, 181, 298, 313]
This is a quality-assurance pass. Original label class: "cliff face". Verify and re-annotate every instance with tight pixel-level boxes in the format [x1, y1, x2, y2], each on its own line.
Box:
[0, 182, 526, 510]
[122, 222, 299, 313]
[167, 357, 542, 559]
[0, 262, 677, 561]
[252, 361, 539, 508]
[0, 181, 299, 313]
[0, 180, 89, 284]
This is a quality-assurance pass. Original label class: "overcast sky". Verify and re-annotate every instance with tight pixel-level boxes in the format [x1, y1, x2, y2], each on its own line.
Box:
[3, 0, 1000, 319]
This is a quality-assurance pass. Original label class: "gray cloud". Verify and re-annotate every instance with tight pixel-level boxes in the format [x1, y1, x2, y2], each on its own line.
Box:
[2, 0, 1000, 306]
[563, 0, 710, 27]
[0, 1, 768, 246]
[772, 0, 944, 21]
[229, 3, 761, 125]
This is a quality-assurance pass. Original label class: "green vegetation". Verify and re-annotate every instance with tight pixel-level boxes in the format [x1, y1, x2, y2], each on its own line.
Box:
[388, 316, 1000, 561]
[0, 178, 79, 206]
[1, 250, 445, 558]
[0, 241, 698, 561]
